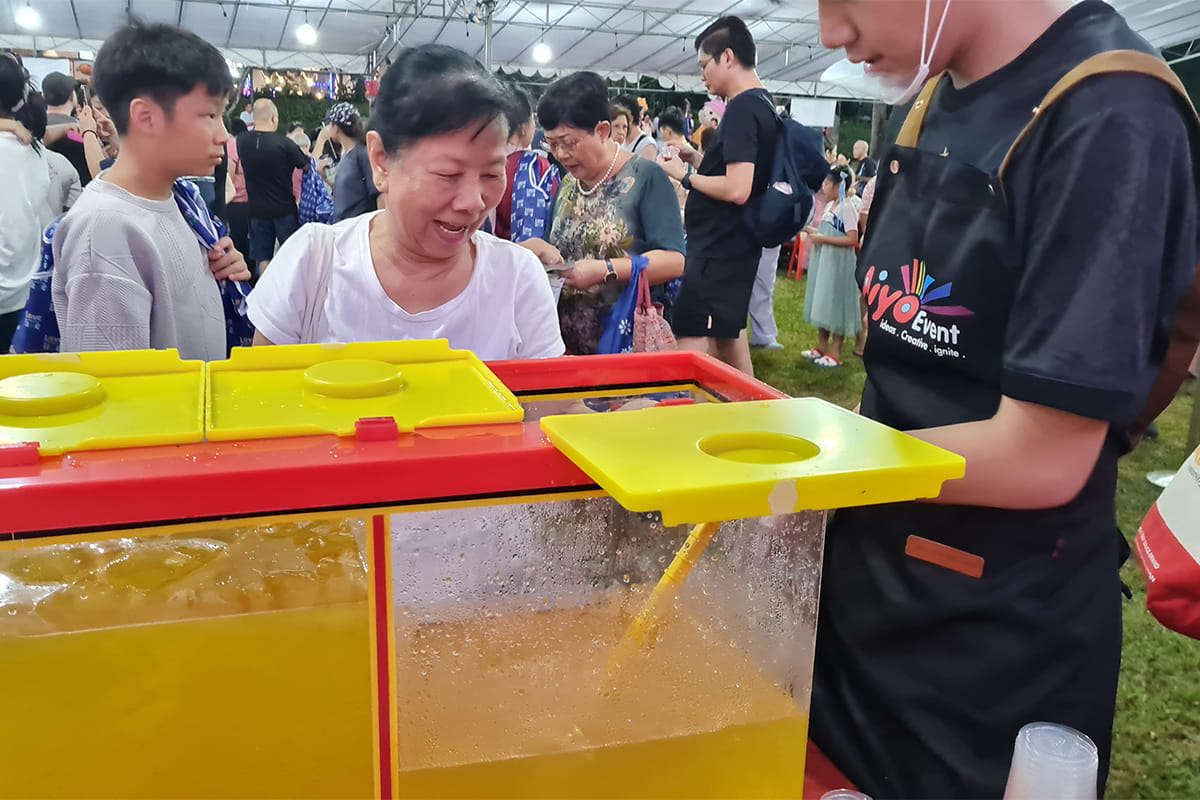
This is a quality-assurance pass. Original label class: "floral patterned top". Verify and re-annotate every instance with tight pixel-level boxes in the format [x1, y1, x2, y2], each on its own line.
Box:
[549, 156, 685, 280]
[546, 155, 684, 355]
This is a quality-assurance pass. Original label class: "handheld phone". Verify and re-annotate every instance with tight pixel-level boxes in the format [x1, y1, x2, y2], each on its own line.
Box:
[75, 82, 91, 108]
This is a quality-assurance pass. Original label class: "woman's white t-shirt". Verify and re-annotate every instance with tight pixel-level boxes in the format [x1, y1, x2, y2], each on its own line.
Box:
[247, 211, 566, 360]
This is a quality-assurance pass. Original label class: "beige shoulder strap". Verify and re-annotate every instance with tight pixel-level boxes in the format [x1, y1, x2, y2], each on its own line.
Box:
[893, 75, 947, 149]
[992, 48, 1200, 441]
[999, 49, 1200, 177]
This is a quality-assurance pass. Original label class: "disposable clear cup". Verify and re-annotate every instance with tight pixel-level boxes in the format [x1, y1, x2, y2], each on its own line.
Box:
[1003, 722, 1098, 800]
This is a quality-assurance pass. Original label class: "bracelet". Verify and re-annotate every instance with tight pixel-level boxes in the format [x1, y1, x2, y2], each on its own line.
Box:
[82, 129, 99, 139]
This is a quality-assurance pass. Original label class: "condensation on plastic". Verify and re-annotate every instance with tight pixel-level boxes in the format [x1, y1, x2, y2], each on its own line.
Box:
[0, 516, 368, 637]
[389, 497, 826, 772]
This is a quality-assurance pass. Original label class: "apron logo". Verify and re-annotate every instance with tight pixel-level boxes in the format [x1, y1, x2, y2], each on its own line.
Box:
[863, 259, 975, 358]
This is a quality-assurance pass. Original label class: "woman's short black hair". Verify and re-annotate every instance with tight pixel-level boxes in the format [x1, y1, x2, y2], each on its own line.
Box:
[372, 44, 512, 157]
[0, 55, 46, 145]
[230, 117, 247, 136]
[504, 84, 533, 134]
[695, 16, 757, 69]
[537, 72, 610, 133]
[93, 19, 233, 135]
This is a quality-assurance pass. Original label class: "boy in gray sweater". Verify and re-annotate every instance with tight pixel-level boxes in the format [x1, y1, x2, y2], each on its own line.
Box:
[52, 21, 251, 361]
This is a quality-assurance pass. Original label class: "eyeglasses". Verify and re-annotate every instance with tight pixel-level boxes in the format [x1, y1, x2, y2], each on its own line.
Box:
[698, 56, 714, 73]
[545, 129, 600, 156]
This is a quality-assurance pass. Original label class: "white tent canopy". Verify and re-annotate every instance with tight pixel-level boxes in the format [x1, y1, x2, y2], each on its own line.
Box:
[0, 0, 1195, 99]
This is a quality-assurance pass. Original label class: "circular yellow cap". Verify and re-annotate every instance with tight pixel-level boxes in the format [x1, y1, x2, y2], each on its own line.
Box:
[0, 372, 106, 417]
[303, 359, 405, 399]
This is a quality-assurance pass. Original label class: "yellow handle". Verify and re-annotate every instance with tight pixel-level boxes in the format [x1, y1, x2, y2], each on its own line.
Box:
[604, 521, 722, 688]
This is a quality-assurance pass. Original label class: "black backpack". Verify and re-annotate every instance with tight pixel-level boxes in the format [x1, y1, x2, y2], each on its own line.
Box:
[742, 94, 828, 248]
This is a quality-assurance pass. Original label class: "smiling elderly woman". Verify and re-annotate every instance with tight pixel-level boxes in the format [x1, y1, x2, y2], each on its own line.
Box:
[246, 44, 565, 360]
[519, 72, 684, 355]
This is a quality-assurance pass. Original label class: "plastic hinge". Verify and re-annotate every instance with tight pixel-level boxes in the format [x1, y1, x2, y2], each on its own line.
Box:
[0, 441, 41, 467]
[355, 417, 400, 442]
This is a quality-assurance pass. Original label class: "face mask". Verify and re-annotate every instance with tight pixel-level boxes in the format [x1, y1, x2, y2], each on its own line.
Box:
[880, 0, 953, 105]
[819, 0, 953, 106]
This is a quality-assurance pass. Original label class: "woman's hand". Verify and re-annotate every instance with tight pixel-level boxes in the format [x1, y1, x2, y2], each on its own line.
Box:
[560, 259, 608, 290]
[209, 237, 252, 281]
[77, 106, 99, 137]
[808, 233, 825, 245]
[520, 238, 565, 267]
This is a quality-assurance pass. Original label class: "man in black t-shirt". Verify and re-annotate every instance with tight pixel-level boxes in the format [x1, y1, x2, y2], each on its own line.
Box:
[660, 15, 777, 376]
[236, 98, 308, 274]
[809, 1, 1199, 798]
[849, 139, 876, 192]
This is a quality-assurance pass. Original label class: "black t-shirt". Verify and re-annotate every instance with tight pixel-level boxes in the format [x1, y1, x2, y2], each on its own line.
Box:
[684, 88, 777, 259]
[235, 131, 308, 218]
[853, 156, 877, 183]
[899, 0, 1197, 433]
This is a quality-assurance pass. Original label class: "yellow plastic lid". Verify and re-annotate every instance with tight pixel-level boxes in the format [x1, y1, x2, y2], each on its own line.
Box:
[206, 340, 524, 441]
[541, 398, 966, 525]
[0, 350, 204, 456]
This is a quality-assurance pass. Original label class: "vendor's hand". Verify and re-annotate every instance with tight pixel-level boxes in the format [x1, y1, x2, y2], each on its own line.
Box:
[520, 237, 565, 268]
[0, 118, 33, 145]
[560, 259, 608, 291]
[208, 237, 252, 281]
[658, 153, 687, 182]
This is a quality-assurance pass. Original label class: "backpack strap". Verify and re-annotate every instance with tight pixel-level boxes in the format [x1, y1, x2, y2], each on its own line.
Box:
[996, 50, 1200, 440]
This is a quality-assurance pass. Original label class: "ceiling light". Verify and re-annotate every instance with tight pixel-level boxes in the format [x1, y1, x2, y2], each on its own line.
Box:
[531, 41, 552, 64]
[295, 13, 318, 46]
[15, 3, 41, 31]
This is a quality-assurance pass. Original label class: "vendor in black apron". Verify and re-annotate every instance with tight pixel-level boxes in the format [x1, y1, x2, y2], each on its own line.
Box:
[810, 1, 1200, 797]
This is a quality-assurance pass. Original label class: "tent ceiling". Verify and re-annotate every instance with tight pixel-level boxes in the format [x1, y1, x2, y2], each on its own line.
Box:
[0, 0, 1195, 98]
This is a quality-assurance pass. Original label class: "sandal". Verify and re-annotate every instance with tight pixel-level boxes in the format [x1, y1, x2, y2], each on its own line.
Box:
[800, 348, 824, 361]
[813, 354, 842, 368]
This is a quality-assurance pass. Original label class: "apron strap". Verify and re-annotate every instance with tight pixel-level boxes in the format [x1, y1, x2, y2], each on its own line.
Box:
[998, 50, 1200, 177]
[996, 48, 1200, 443]
[893, 74, 946, 148]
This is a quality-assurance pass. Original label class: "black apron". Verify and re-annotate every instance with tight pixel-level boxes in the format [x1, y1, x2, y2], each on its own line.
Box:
[808, 79, 1128, 799]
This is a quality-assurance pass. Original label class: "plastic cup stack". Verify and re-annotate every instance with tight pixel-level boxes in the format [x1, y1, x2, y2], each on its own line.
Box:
[820, 790, 872, 800]
[1003, 722, 1099, 800]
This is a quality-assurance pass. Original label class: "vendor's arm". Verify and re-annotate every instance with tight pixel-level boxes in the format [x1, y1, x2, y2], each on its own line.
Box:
[911, 74, 1199, 511]
[910, 398, 1107, 509]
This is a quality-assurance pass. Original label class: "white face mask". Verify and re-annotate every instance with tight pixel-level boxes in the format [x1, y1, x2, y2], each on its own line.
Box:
[819, 0, 953, 106]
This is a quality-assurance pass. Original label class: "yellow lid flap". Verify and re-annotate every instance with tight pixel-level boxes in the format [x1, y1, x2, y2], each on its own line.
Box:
[0, 350, 204, 456]
[540, 398, 966, 525]
[206, 340, 524, 441]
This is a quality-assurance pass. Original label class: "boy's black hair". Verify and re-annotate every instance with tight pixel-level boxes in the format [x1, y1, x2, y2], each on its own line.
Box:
[695, 16, 757, 69]
[93, 19, 233, 135]
[230, 117, 248, 136]
[504, 84, 533, 135]
[373, 44, 512, 156]
[41, 71, 76, 107]
[537, 72, 610, 132]
[0, 55, 46, 147]
[658, 108, 685, 137]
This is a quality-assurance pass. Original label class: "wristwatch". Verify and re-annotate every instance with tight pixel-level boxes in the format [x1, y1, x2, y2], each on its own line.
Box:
[603, 259, 617, 284]
[681, 174, 693, 192]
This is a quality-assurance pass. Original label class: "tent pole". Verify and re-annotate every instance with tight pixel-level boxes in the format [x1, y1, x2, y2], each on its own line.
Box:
[483, 4, 494, 70]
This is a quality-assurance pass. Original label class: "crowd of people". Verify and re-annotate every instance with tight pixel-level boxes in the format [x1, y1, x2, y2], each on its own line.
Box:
[2, 3, 1200, 800]
[0, 15, 830, 377]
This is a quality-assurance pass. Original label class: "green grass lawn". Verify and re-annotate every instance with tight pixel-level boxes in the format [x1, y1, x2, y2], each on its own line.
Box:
[752, 274, 1200, 800]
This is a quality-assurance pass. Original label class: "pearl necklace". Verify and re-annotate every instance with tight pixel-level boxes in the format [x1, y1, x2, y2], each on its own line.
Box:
[577, 143, 621, 197]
